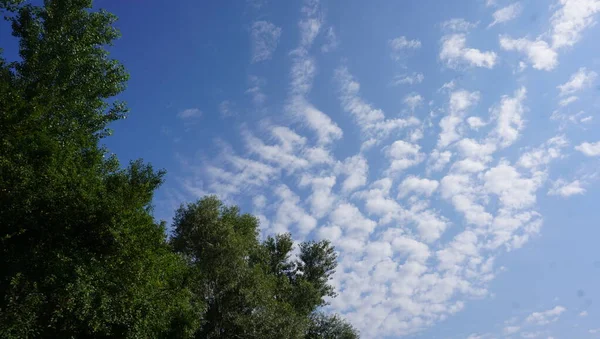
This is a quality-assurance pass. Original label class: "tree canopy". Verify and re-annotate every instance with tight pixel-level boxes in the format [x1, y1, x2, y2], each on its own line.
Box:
[0, 0, 358, 338]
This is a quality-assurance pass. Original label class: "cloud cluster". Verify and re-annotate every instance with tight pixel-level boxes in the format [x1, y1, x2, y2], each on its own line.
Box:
[500, 0, 600, 70]
[172, 0, 599, 337]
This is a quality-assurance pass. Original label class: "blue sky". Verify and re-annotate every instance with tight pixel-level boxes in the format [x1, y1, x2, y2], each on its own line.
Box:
[4, 0, 600, 337]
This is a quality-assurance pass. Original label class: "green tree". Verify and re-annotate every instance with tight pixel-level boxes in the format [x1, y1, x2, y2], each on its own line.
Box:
[171, 196, 359, 338]
[0, 0, 202, 337]
[306, 313, 359, 339]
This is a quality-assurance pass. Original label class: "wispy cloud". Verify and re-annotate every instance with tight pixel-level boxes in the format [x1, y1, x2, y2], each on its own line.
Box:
[177, 108, 202, 119]
[489, 2, 522, 27]
[440, 34, 497, 68]
[250, 21, 282, 63]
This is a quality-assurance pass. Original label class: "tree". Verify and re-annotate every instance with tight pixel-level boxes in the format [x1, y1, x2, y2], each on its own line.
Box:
[0, 1, 201, 337]
[171, 196, 359, 338]
[306, 313, 360, 339]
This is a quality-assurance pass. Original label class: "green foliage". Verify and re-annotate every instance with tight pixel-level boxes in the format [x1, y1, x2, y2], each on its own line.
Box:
[306, 313, 360, 339]
[0, 0, 359, 338]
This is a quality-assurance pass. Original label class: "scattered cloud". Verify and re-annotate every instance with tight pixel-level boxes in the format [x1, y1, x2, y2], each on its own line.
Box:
[490, 87, 527, 148]
[548, 179, 586, 197]
[525, 306, 566, 325]
[557, 67, 598, 96]
[389, 36, 421, 60]
[393, 73, 424, 85]
[404, 93, 424, 110]
[500, 0, 600, 70]
[177, 108, 202, 119]
[250, 21, 282, 63]
[440, 34, 497, 69]
[246, 75, 267, 105]
[550, 0, 600, 49]
[499, 37, 558, 70]
[558, 95, 578, 106]
[321, 26, 339, 52]
[218, 100, 235, 117]
[441, 18, 478, 32]
[575, 141, 600, 156]
[489, 2, 523, 27]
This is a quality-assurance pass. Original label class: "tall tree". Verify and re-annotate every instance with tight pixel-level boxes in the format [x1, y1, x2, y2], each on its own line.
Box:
[0, 1, 202, 337]
[171, 196, 359, 338]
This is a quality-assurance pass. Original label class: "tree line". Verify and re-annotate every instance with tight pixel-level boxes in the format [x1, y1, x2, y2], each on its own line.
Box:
[0, 0, 358, 337]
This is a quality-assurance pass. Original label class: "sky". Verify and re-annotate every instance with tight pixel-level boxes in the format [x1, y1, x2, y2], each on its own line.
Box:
[3, 0, 600, 338]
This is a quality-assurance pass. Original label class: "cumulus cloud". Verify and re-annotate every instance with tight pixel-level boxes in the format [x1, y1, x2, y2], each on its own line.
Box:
[393, 73, 425, 85]
[386, 140, 425, 173]
[548, 179, 586, 197]
[499, 37, 558, 70]
[575, 141, 600, 156]
[398, 176, 439, 198]
[489, 87, 527, 148]
[500, 0, 600, 71]
[404, 93, 424, 110]
[250, 21, 282, 63]
[525, 306, 566, 325]
[489, 2, 522, 27]
[438, 89, 481, 148]
[441, 18, 478, 32]
[246, 75, 267, 105]
[557, 67, 598, 96]
[440, 34, 497, 69]
[389, 36, 421, 60]
[177, 108, 202, 119]
[321, 26, 339, 52]
[336, 67, 420, 140]
[550, 0, 600, 49]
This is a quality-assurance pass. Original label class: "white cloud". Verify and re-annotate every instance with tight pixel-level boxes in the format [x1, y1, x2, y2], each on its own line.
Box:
[404, 93, 424, 110]
[218, 100, 235, 117]
[337, 155, 369, 193]
[389, 36, 421, 60]
[579, 310, 588, 317]
[299, 175, 337, 219]
[525, 306, 566, 325]
[398, 176, 439, 198]
[386, 140, 425, 173]
[590, 328, 600, 334]
[575, 141, 600, 156]
[484, 162, 541, 210]
[441, 18, 478, 32]
[428, 150, 453, 173]
[548, 179, 586, 197]
[489, 3, 523, 27]
[438, 90, 481, 148]
[490, 87, 527, 148]
[177, 108, 202, 119]
[440, 34, 497, 69]
[559, 95, 579, 106]
[517, 135, 568, 171]
[272, 184, 317, 235]
[250, 21, 282, 63]
[321, 26, 339, 53]
[336, 67, 420, 140]
[550, 0, 600, 49]
[499, 36, 558, 71]
[246, 75, 267, 105]
[557, 67, 598, 96]
[504, 325, 521, 335]
[467, 117, 487, 130]
[393, 73, 425, 85]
